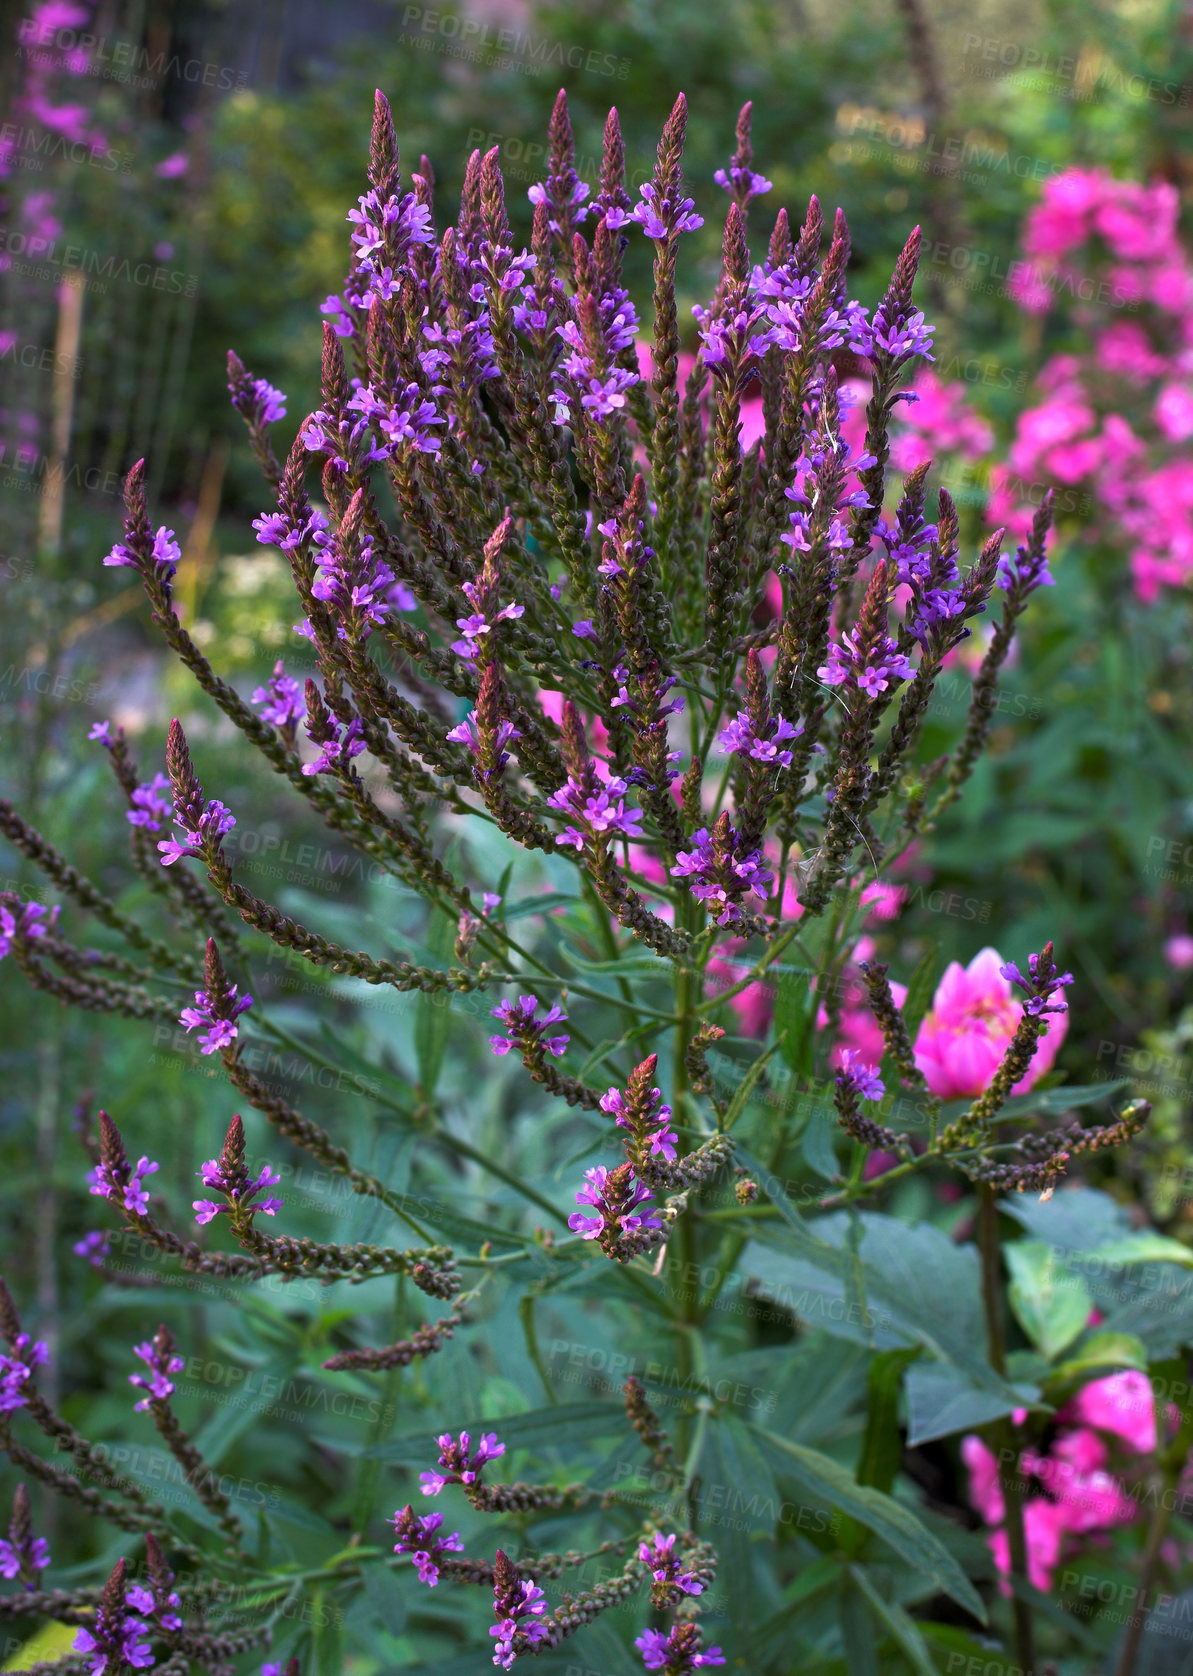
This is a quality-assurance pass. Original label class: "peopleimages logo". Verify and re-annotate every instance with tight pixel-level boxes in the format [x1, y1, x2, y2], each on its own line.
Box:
[399, 6, 630, 78]
[0, 230, 197, 296]
[15, 18, 246, 90]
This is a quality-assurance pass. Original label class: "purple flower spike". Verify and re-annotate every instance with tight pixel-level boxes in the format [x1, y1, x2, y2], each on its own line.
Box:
[835, 1049, 885, 1103]
[251, 661, 304, 728]
[718, 710, 802, 768]
[179, 983, 252, 1056]
[636, 1625, 726, 1671]
[90, 1154, 160, 1218]
[999, 943, 1074, 1018]
[490, 1549, 549, 1670]
[193, 1117, 283, 1226]
[489, 995, 569, 1058]
[88, 720, 115, 747]
[0, 899, 59, 961]
[670, 814, 773, 926]
[126, 773, 173, 833]
[390, 1505, 464, 1586]
[0, 1336, 49, 1414]
[128, 1328, 185, 1412]
[420, 1430, 506, 1497]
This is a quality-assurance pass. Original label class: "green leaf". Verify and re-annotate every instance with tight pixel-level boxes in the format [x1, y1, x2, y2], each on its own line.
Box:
[750, 1425, 986, 1622]
[1005, 1239, 1091, 1359]
[1046, 1330, 1149, 1392]
[558, 943, 673, 979]
[899, 946, 942, 1044]
[722, 1044, 780, 1132]
[848, 1565, 939, 1676]
[840, 1573, 880, 1676]
[1093, 1233, 1193, 1269]
[937, 1080, 1130, 1126]
[311, 1588, 343, 1676]
[801, 1105, 841, 1182]
[503, 892, 580, 920]
[775, 965, 815, 1075]
[905, 1362, 1040, 1447]
[414, 908, 454, 1096]
[857, 1348, 921, 1493]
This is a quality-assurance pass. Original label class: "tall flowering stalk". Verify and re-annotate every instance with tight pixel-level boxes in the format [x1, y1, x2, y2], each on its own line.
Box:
[0, 88, 1156, 1676]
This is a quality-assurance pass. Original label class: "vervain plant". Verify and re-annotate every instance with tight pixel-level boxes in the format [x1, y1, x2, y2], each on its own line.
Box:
[0, 89, 1157, 1676]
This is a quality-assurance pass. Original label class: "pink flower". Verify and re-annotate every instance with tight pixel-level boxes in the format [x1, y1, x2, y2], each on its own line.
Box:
[1166, 934, 1193, 972]
[912, 948, 1068, 1100]
[1066, 1370, 1157, 1454]
[989, 1497, 1069, 1593]
[961, 1434, 1004, 1525]
[1155, 384, 1193, 443]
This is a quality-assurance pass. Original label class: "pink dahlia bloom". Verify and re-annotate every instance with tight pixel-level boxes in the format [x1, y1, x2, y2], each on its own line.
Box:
[913, 947, 1068, 1100]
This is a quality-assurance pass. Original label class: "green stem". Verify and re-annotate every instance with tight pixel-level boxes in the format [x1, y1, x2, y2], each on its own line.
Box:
[977, 1184, 1034, 1676]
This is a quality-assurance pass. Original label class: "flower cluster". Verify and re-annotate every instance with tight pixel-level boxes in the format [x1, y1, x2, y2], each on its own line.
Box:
[489, 995, 569, 1058]
[0, 899, 57, 960]
[251, 660, 304, 728]
[103, 524, 181, 582]
[639, 1531, 706, 1605]
[568, 1163, 663, 1251]
[390, 1505, 464, 1586]
[490, 1550, 549, 1670]
[963, 1369, 1156, 1593]
[126, 773, 173, 832]
[193, 1116, 283, 1225]
[0, 1487, 50, 1586]
[128, 1330, 185, 1412]
[671, 815, 773, 927]
[636, 1625, 725, 1672]
[547, 772, 644, 849]
[0, 1336, 48, 1414]
[229, 375, 287, 427]
[817, 630, 915, 698]
[179, 982, 252, 1055]
[90, 1152, 159, 1217]
[834, 1049, 885, 1104]
[420, 1430, 506, 1496]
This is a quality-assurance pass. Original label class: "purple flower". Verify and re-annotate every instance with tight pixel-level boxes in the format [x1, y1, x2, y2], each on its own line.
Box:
[835, 1049, 885, 1103]
[420, 1430, 505, 1497]
[568, 1166, 662, 1241]
[128, 1336, 185, 1412]
[390, 1505, 464, 1586]
[717, 709, 802, 768]
[447, 710, 521, 767]
[599, 1082, 678, 1164]
[630, 181, 703, 241]
[231, 376, 287, 426]
[670, 818, 773, 927]
[546, 773, 644, 850]
[302, 716, 365, 778]
[0, 1530, 49, 1583]
[636, 1626, 726, 1671]
[74, 1608, 156, 1675]
[89, 1154, 159, 1218]
[999, 946, 1074, 1018]
[157, 795, 235, 868]
[193, 1158, 283, 1227]
[998, 536, 1055, 596]
[88, 720, 114, 746]
[489, 995, 569, 1058]
[451, 601, 524, 660]
[179, 983, 252, 1056]
[74, 1230, 110, 1268]
[638, 1531, 705, 1596]
[251, 661, 303, 728]
[851, 302, 935, 365]
[103, 526, 180, 582]
[714, 163, 773, 203]
[0, 1336, 49, 1414]
[818, 631, 915, 697]
[0, 899, 58, 960]
[126, 773, 172, 833]
[489, 1555, 549, 1671]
